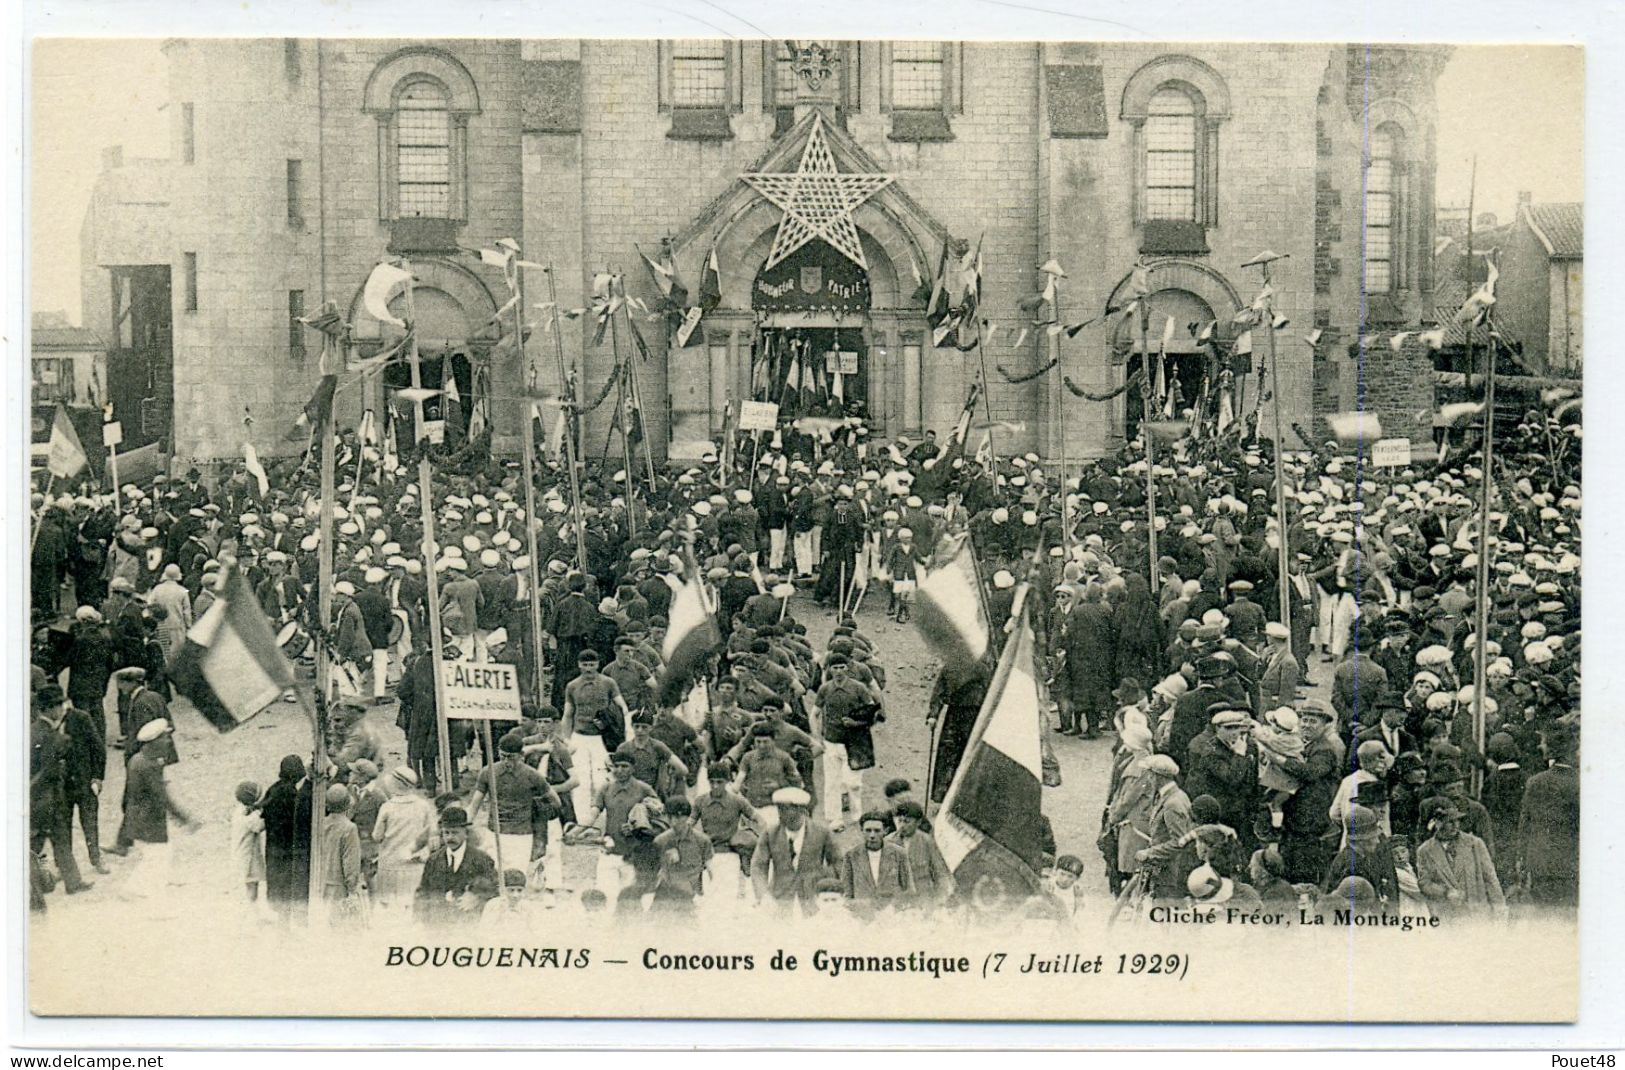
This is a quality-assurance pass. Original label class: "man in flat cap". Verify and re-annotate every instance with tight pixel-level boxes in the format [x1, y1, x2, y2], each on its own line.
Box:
[750, 786, 839, 915]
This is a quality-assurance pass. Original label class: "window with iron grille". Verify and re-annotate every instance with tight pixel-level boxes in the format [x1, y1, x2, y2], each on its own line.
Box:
[396, 81, 452, 218]
[183, 252, 198, 312]
[181, 103, 195, 164]
[288, 289, 306, 359]
[891, 42, 944, 110]
[672, 40, 728, 108]
[1364, 126, 1401, 294]
[1144, 87, 1197, 222]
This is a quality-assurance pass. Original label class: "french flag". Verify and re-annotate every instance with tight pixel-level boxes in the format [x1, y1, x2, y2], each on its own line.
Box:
[169, 566, 301, 732]
[656, 554, 723, 709]
[935, 603, 1046, 903]
[913, 530, 990, 685]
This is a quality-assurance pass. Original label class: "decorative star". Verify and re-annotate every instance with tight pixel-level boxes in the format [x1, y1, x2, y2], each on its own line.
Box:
[743, 113, 894, 271]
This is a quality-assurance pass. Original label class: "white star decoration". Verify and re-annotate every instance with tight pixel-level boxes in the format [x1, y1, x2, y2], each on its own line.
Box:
[743, 113, 894, 271]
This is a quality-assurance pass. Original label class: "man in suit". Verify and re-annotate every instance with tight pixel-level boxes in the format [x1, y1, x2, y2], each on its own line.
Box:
[750, 787, 840, 915]
[414, 805, 497, 927]
[31, 686, 92, 895]
[1517, 722, 1579, 910]
[1273, 700, 1345, 883]
[1257, 622, 1301, 712]
[1132, 754, 1192, 899]
[886, 800, 954, 911]
[1355, 702, 1416, 781]
[840, 810, 913, 919]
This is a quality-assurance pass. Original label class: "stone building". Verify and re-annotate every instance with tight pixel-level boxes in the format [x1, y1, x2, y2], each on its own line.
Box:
[77, 39, 1449, 465]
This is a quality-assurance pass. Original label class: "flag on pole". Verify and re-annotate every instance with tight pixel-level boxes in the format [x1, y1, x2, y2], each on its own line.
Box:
[699, 246, 722, 312]
[925, 238, 954, 333]
[363, 262, 413, 327]
[1325, 410, 1383, 444]
[934, 606, 1047, 905]
[1455, 257, 1500, 325]
[286, 375, 338, 440]
[442, 360, 463, 437]
[656, 556, 723, 708]
[169, 566, 301, 732]
[47, 405, 88, 479]
[243, 443, 270, 497]
[914, 531, 991, 683]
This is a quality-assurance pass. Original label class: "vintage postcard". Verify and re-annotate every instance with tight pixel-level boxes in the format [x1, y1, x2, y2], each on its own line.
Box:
[24, 35, 1583, 1023]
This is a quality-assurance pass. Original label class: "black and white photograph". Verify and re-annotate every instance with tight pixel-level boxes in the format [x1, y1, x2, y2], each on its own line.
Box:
[18, 24, 1595, 1027]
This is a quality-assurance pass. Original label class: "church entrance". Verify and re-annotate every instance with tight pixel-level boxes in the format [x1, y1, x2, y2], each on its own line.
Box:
[750, 239, 871, 420]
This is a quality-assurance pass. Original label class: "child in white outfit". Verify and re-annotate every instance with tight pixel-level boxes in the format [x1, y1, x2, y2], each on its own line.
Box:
[1252, 708, 1304, 829]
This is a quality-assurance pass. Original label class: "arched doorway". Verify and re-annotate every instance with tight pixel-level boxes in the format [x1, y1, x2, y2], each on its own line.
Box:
[749, 239, 873, 418]
[347, 258, 500, 446]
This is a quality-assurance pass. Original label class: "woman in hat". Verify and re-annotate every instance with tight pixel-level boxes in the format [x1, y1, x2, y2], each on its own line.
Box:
[371, 766, 436, 911]
[1101, 725, 1158, 895]
[1415, 800, 1506, 921]
[1113, 572, 1164, 688]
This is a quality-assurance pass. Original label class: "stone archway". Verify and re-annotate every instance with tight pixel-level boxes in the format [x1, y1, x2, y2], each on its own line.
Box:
[345, 257, 502, 445]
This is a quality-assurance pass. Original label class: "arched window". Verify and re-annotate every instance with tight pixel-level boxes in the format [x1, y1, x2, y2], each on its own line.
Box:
[396, 80, 452, 218]
[1122, 58, 1230, 231]
[363, 48, 481, 223]
[1364, 124, 1406, 294]
[1145, 87, 1199, 222]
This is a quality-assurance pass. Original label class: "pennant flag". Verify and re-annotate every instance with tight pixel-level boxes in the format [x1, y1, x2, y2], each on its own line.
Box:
[383, 416, 399, 473]
[479, 246, 511, 269]
[925, 239, 954, 331]
[1325, 410, 1383, 444]
[1217, 383, 1236, 434]
[914, 531, 991, 684]
[1037, 258, 1067, 278]
[363, 262, 412, 327]
[1388, 331, 1414, 352]
[442, 361, 464, 440]
[394, 386, 441, 405]
[286, 375, 337, 440]
[1195, 321, 1216, 345]
[546, 404, 568, 460]
[1013, 327, 1030, 349]
[638, 244, 678, 298]
[1455, 257, 1500, 325]
[1160, 314, 1176, 349]
[243, 443, 270, 498]
[656, 558, 723, 708]
[1421, 328, 1446, 350]
[1039, 274, 1057, 306]
[169, 566, 300, 732]
[47, 405, 88, 479]
[699, 246, 722, 312]
[1304, 328, 1324, 348]
[935, 607, 1047, 905]
[1438, 401, 1485, 426]
[1129, 262, 1151, 300]
[1234, 330, 1253, 356]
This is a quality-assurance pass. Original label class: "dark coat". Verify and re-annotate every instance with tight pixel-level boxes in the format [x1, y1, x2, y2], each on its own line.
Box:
[414, 844, 498, 926]
[1518, 764, 1578, 880]
[262, 777, 312, 905]
[1183, 728, 1259, 838]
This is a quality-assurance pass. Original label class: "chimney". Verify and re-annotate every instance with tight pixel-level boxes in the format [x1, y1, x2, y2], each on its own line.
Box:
[101, 145, 123, 170]
[1517, 190, 1533, 206]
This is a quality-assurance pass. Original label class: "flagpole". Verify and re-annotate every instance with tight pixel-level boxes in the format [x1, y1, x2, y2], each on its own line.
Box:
[1136, 300, 1160, 590]
[1052, 275, 1072, 556]
[606, 273, 639, 539]
[617, 273, 659, 488]
[1257, 261, 1295, 653]
[307, 328, 337, 910]
[402, 260, 457, 793]
[512, 252, 550, 710]
[543, 264, 590, 573]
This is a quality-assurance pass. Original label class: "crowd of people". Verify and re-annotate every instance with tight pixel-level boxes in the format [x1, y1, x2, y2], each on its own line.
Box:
[27, 394, 1580, 930]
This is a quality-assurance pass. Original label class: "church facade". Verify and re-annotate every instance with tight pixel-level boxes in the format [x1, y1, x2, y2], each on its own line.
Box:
[79, 39, 1449, 465]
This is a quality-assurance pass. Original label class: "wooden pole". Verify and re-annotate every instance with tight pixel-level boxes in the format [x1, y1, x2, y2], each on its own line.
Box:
[1052, 275, 1072, 556]
[402, 261, 456, 793]
[542, 265, 589, 572]
[1259, 263, 1295, 655]
[607, 279, 638, 539]
[1136, 300, 1160, 590]
[307, 329, 337, 911]
[512, 256, 549, 711]
[1462, 157, 1493, 799]
[617, 274, 659, 488]
[480, 720, 506, 880]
